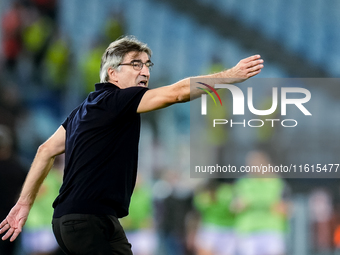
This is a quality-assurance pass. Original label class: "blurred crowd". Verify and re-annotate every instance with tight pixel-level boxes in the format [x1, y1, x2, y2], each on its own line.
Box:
[123, 150, 291, 255]
[1, 0, 69, 164]
[0, 1, 125, 254]
[1, 0, 125, 160]
[125, 150, 340, 255]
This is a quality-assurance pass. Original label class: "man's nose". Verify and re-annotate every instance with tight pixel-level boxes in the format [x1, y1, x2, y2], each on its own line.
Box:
[140, 64, 150, 76]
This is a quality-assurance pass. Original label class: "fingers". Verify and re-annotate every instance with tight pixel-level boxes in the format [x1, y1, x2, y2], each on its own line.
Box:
[245, 58, 264, 77]
[247, 60, 263, 77]
[0, 219, 7, 228]
[241, 55, 263, 66]
[0, 222, 10, 235]
[0, 218, 8, 229]
[249, 62, 264, 72]
[1, 226, 14, 241]
[10, 229, 21, 242]
[240, 55, 262, 65]
[243, 54, 261, 62]
[247, 69, 262, 78]
[247, 58, 264, 68]
[0, 219, 9, 235]
[238, 55, 263, 73]
[0, 218, 22, 242]
[1, 226, 21, 242]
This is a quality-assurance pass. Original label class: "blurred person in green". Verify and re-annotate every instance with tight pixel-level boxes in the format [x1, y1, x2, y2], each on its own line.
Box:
[81, 17, 124, 95]
[120, 175, 156, 255]
[42, 32, 71, 94]
[233, 150, 290, 255]
[193, 180, 236, 255]
[80, 42, 106, 94]
[104, 15, 125, 43]
[21, 156, 63, 255]
[22, 11, 54, 82]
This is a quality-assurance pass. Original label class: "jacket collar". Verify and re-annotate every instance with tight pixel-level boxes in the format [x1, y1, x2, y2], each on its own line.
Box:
[95, 82, 120, 91]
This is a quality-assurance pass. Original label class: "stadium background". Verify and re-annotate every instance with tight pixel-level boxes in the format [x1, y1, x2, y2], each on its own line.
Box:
[1, 0, 340, 254]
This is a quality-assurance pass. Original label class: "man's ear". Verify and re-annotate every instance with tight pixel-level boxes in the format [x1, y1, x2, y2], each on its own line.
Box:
[108, 67, 118, 82]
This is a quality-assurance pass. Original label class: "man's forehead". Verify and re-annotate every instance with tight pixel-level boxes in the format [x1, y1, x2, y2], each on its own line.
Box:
[124, 51, 149, 61]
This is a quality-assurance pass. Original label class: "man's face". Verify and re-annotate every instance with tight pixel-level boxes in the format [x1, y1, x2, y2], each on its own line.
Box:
[109, 51, 151, 89]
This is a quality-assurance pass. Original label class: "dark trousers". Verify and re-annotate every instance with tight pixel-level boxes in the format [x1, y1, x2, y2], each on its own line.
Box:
[52, 214, 133, 255]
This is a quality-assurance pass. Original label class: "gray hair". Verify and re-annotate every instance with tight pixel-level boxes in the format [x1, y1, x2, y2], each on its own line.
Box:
[99, 35, 152, 83]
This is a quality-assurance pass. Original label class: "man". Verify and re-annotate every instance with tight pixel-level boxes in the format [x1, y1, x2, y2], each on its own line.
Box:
[0, 35, 263, 254]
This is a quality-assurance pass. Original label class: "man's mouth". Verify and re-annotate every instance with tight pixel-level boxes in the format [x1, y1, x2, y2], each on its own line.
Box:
[137, 80, 148, 87]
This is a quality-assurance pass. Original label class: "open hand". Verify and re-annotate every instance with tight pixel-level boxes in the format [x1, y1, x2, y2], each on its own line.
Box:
[226, 55, 264, 83]
[0, 202, 30, 242]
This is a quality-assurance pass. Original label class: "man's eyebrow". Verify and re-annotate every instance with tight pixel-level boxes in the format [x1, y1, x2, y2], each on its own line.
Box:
[131, 59, 151, 62]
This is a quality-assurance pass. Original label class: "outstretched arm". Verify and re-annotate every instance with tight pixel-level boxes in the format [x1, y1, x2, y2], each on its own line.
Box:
[137, 55, 263, 113]
[0, 126, 66, 242]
